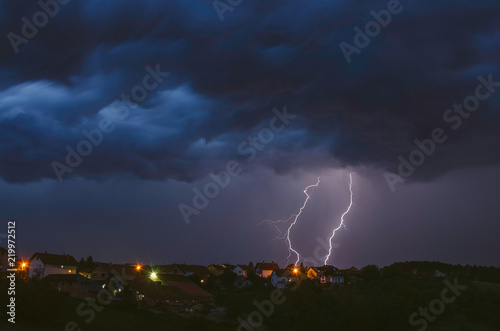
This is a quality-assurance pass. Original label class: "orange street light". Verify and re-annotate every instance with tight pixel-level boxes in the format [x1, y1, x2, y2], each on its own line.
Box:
[136, 265, 142, 271]
[293, 268, 298, 273]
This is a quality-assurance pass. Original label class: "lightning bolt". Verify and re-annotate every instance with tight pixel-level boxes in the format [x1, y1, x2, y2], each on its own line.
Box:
[259, 177, 320, 266]
[256, 214, 297, 238]
[324, 172, 354, 265]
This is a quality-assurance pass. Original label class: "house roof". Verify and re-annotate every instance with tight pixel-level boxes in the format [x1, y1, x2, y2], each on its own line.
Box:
[43, 274, 102, 292]
[129, 274, 214, 302]
[209, 264, 225, 271]
[322, 270, 342, 276]
[90, 262, 114, 273]
[80, 281, 104, 293]
[162, 275, 214, 300]
[235, 264, 252, 271]
[273, 269, 294, 277]
[319, 266, 342, 276]
[78, 264, 98, 273]
[117, 264, 138, 276]
[256, 262, 280, 271]
[90, 263, 138, 276]
[208, 264, 226, 275]
[43, 274, 80, 282]
[125, 275, 183, 301]
[318, 265, 339, 272]
[150, 265, 183, 275]
[175, 264, 211, 276]
[220, 264, 236, 270]
[30, 252, 77, 266]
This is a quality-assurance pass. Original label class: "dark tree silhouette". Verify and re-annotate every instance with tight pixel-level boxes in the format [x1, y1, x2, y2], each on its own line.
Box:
[219, 269, 237, 287]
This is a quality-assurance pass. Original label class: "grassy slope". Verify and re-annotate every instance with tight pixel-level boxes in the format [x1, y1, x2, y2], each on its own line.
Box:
[3, 279, 500, 330]
[0, 296, 232, 331]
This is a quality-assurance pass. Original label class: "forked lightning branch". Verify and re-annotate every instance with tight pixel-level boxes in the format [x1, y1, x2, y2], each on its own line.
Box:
[259, 173, 355, 266]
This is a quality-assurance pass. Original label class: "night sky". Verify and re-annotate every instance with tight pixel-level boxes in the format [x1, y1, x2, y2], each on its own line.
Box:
[1, 0, 499, 268]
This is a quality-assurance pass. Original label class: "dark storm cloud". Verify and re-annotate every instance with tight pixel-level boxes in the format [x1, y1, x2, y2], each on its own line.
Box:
[0, 0, 499, 183]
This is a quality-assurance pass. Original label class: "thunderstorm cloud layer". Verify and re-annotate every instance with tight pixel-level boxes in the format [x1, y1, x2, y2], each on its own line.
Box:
[1, 0, 500, 267]
[0, 0, 499, 184]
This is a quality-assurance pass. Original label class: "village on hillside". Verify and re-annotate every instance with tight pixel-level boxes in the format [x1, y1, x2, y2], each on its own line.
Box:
[2, 246, 500, 331]
[2, 248, 356, 312]
[1, 246, 465, 316]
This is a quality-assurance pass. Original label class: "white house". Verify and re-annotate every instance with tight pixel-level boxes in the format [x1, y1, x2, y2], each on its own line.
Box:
[321, 274, 344, 284]
[319, 266, 344, 285]
[233, 265, 250, 277]
[28, 252, 77, 279]
[271, 269, 297, 289]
